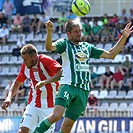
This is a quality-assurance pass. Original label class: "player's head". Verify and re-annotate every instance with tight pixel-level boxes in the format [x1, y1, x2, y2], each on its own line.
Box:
[20, 44, 38, 69]
[65, 18, 82, 44]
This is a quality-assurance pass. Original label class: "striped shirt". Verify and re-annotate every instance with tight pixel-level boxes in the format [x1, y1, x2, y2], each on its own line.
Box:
[56, 38, 104, 91]
[16, 54, 61, 108]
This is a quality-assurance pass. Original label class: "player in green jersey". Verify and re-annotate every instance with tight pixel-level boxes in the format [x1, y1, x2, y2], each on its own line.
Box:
[33, 19, 133, 133]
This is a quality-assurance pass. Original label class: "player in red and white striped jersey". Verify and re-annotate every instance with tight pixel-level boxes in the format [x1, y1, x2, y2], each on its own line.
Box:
[1, 44, 62, 133]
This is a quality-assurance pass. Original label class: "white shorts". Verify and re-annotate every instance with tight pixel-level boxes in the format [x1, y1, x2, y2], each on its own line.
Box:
[19, 104, 55, 133]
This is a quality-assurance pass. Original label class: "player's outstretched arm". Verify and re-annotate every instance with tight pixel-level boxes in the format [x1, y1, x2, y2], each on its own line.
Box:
[45, 20, 56, 52]
[100, 22, 133, 59]
[1, 80, 22, 110]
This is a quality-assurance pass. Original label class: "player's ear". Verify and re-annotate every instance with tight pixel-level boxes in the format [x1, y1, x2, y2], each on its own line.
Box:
[33, 54, 37, 59]
[66, 31, 71, 36]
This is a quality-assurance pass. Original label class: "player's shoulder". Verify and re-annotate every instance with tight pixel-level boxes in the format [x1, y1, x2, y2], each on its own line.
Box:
[39, 54, 57, 65]
[21, 63, 26, 68]
[56, 38, 67, 43]
[19, 63, 26, 72]
[39, 54, 52, 61]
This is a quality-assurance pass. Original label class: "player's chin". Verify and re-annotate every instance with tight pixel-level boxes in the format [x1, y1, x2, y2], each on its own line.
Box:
[76, 38, 81, 42]
[27, 66, 32, 69]
[74, 37, 80, 42]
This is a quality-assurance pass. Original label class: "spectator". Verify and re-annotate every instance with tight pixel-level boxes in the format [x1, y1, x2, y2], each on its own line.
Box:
[81, 35, 88, 41]
[30, 14, 39, 34]
[118, 8, 128, 24]
[15, 83, 26, 102]
[109, 13, 119, 24]
[89, 66, 98, 89]
[0, 12, 8, 28]
[4, 80, 12, 99]
[102, 13, 109, 25]
[128, 8, 133, 20]
[127, 33, 133, 52]
[108, 23, 116, 43]
[2, 0, 14, 27]
[81, 34, 92, 43]
[16, 35, 26, 48]
[113, 23, 123, 42]
[110, 66, 125, 90]
[100, 67, 114, 90]
[22, 14, 32, 33]
[121, 56, 132, 76]
[82, 19, 91, 36]
[12, 35, 26, 56]
[91, 20, 102, 43]
[100, 24, 110, 43]
[122, 42, 131, 55]
[11, 13, 23, 33]
[131, 65, 133, 75]
[0, 23, 9, 45]
[36, 12, 49, 34]
[128, 75, 133, 89]
[57, 11, 67, 34]
[87, 91, 98, 116]
[67, 9, 77, 20]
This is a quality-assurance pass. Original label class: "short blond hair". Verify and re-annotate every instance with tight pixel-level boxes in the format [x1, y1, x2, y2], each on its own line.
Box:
[20, 44, 38, 55]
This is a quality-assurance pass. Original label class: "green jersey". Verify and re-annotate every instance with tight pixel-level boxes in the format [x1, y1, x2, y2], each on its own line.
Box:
[56, 38, 104, 91]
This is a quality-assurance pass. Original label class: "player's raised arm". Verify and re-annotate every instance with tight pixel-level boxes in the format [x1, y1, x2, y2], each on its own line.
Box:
[100, 22, 133, 59]
[1, 80, 22, 110]
[45, 20, 56, 52]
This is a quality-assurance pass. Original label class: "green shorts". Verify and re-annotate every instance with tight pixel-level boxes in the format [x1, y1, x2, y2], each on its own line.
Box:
[55, 84, 89, 121]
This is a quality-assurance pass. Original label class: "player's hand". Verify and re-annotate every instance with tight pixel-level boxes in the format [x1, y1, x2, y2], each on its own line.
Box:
[35, 81, 46, 90]
[45, 20, 54, 31]
[1, 99, 11, 111]
[122, 22, 133, 38]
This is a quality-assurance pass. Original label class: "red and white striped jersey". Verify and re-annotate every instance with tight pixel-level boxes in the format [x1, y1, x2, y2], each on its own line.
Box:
[16, 54, 61, 108]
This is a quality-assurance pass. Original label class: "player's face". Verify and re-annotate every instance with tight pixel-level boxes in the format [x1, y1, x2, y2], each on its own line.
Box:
[68, 26, 82, 44]
[22, 53, 36, 69]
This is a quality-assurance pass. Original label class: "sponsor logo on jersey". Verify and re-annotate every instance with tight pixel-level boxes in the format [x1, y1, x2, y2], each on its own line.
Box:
[75, 52, 88, 62]
[76, 64, 90, 71]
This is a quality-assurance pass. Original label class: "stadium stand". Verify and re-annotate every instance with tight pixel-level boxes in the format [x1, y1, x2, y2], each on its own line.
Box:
[0, 12, 132, 122]
[97, 90, 108, 99]
[106, 90, 117, 99]
[125, 90, 133, 99]
[115, 90, 127, 99]
[0, 2, 133, 133]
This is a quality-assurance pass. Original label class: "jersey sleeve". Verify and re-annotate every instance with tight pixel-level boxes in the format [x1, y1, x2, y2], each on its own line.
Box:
[40, 55, 62, 75]
[16, 64, 27, 82]
[89, 45, 104, 59]
[55, 38, 66, 54]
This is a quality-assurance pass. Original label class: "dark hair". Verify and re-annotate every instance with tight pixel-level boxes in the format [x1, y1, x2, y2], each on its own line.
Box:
[20, 44, 37, 55]
[65, 19, 82, 32]
[106, 66, 110, 69]
[41, 12, 45, 15]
